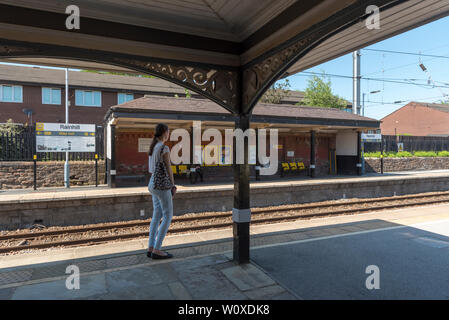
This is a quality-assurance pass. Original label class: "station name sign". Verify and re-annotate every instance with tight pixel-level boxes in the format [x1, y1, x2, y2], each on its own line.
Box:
[36, 122, 96, 153]
[361, 133, 382, 142]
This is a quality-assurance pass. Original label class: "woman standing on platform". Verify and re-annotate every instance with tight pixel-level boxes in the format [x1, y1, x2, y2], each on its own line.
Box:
[147, 123, 176, 259]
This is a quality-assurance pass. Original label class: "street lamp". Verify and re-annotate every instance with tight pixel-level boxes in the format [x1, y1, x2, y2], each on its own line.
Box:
[362, 90, 381, 116]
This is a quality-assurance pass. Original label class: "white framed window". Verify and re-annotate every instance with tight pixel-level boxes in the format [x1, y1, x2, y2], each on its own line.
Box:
[42, 87, 62, 105]
[75, 90, 102, 107]
[118, 93, 134, 104]
[0, 85, 23, 103]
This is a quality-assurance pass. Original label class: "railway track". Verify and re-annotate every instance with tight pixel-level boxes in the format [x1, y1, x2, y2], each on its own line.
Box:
[2, 190, 449, 254]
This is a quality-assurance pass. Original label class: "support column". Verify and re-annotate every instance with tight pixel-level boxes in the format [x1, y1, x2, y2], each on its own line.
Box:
[107, 124, 117, 188]
[103, 125, 108, 185]
[233, 114, 251, 264]
[357, 131, 362, 176]
[310, 130, 316, 178]
[255, 128, 260, 181]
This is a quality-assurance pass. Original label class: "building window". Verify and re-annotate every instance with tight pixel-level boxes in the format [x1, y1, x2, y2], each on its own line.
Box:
[42, 88, 62, 105]
[0, 85, 22, 103]
[75, 90, 102, 107]
[118, 93, 134, 104]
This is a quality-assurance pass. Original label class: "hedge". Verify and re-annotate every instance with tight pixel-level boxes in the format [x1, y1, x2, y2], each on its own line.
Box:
[364, 151, 449, 158]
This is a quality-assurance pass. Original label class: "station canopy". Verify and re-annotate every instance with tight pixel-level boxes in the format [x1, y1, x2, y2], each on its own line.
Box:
[0, 0, 448, 115]
[105, 95, 380, 133]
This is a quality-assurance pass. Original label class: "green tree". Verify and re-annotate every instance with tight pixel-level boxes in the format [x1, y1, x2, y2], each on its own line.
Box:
[260, 79, 291, 104]
[300, 74, 348, 109]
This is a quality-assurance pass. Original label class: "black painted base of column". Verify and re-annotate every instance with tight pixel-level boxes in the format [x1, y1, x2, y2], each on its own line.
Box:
[310, 168, 316, 178]
[233, 222, 250, 263]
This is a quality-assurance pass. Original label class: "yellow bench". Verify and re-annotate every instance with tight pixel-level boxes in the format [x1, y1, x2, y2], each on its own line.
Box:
[178, 165, 188, 174]
[281, 161, 308, 176]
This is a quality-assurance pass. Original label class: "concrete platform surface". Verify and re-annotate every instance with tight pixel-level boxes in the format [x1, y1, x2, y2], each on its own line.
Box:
[3, 170, 449, 231]
[2, 169, 449, 204]
[1, 202, 449, 299]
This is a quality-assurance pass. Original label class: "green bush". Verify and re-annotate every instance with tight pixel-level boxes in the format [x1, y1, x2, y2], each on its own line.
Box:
[437, 151, 449, 157]
[395, 151, 413, 157]
[364, 152, 381, 158]
[364, 150, 449, 158]
[414, 151, 437, 157]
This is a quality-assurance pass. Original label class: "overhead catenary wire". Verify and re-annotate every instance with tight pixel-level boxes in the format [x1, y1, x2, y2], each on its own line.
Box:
[295, 71, 449, 90]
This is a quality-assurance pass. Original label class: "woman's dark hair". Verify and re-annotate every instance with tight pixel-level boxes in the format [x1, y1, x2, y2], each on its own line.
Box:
[149, 123, 169, 156]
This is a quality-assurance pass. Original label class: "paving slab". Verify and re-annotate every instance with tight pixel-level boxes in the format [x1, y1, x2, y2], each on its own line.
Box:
[11, 273, 107, 300]
[243, 284, 286, 300]
[221, 263, 275, 291]
[168, 281, 193, 300]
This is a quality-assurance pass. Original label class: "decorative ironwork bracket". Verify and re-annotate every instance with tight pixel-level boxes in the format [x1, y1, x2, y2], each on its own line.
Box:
[240, 0, 401, 115]
[112, 57, 239, 113]
[0, 41, 240, 114]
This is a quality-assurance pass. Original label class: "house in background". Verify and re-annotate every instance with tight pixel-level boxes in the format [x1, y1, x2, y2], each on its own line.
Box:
[380, 101, 449, 137]
[0, 64, 306, 125]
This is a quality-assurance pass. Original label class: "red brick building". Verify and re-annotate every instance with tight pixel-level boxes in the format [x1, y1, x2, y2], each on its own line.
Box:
[104, 95, 379, 186]
[381, 102, 449, 136]
[0, 64, 306, 126]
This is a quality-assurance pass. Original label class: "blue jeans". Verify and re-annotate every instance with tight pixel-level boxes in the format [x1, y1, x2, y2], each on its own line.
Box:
[148, 177, 173, 250]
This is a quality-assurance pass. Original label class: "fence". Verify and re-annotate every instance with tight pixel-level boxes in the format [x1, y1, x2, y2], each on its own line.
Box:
[0, 125, 104, 161]
[364, 135, 449, 153]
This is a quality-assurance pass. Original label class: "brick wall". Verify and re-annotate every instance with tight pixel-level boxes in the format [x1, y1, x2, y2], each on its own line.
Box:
[0, 84, 144, 125]
[115, 131, 335, 182]
[365, 157, 449, 173]
[0, 161, 105, 189]
[380, 102, 449, 136]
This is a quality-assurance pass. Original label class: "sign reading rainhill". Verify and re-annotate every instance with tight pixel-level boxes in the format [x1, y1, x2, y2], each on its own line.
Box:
[36, 123, 96, 152]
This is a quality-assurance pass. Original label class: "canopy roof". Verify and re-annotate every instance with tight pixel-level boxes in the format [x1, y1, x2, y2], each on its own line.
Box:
[0, 0, 448, 115]
[106, 95, 379, 131]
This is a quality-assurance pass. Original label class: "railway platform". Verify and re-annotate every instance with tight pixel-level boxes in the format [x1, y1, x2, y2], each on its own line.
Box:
[1, 201, 449, 299]
[2, 170, 449, 230]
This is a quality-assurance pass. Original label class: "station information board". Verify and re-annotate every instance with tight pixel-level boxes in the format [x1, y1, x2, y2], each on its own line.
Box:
[36, 123, 96, 153]
[361, 133, 382, 143]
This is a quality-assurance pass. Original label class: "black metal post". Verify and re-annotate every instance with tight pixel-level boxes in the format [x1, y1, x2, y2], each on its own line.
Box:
[233, 114, 251, 264]
[189, 126, 195, 184]
[95, 154, 98, 187]
[255, 128, 260, 181]
[380, 137, 384, 174]
[103, 125, 108, 185]
[357, 132, 362, 176]
[107, 124, 117, 188]
[33, 154, 37, 190]
[310, 130, 316, 178]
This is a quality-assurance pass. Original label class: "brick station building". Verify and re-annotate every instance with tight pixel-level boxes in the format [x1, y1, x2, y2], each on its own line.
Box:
[0, 64, 305, 125]
[381, 102, 449, 136]
[104, 95, 379, 187]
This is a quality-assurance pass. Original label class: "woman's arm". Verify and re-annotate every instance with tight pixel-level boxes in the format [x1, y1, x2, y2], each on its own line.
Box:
[163, 152, 175, 186]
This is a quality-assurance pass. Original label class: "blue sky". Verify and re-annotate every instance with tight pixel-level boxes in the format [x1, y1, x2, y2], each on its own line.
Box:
[286, 15, 449, 120]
